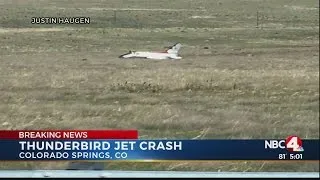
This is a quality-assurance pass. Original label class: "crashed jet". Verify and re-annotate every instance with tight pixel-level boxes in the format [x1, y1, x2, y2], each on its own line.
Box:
[119, 43, 182, 60]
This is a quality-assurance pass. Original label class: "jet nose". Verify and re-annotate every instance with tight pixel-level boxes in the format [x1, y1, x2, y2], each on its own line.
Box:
[119, 54, 127, 58]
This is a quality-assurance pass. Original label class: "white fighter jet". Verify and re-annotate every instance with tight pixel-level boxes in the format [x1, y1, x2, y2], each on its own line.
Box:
[119, 43, 182, 60]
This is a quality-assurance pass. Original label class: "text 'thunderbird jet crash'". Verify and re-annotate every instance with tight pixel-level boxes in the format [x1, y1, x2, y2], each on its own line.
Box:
[119, 43, 182, 60]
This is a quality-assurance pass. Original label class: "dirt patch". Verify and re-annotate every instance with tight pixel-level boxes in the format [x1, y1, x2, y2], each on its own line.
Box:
[283, 5, 319, 11]
[189, 16, 216, 19]
[44, 7, 207, 12]
[0, 27, 74, 33]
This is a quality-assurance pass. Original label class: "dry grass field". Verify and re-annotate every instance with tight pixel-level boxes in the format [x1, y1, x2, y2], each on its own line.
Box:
[0, 0, 319, 171]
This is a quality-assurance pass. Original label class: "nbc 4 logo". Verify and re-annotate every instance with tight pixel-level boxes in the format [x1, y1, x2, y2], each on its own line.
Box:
[285, 136, 304, 152]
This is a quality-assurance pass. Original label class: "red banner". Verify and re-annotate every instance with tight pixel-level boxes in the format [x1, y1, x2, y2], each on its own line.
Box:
[0, 130, 138, 139]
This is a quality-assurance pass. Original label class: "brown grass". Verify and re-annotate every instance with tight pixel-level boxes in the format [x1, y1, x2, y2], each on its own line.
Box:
[0, 0, 319, 172]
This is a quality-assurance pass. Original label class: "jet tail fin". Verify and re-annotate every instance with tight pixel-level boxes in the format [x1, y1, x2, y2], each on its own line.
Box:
[166, 43, 182, 54]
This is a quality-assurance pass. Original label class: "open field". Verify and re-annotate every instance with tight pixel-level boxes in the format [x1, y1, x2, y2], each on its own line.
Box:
[0, 0, 319, 171]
